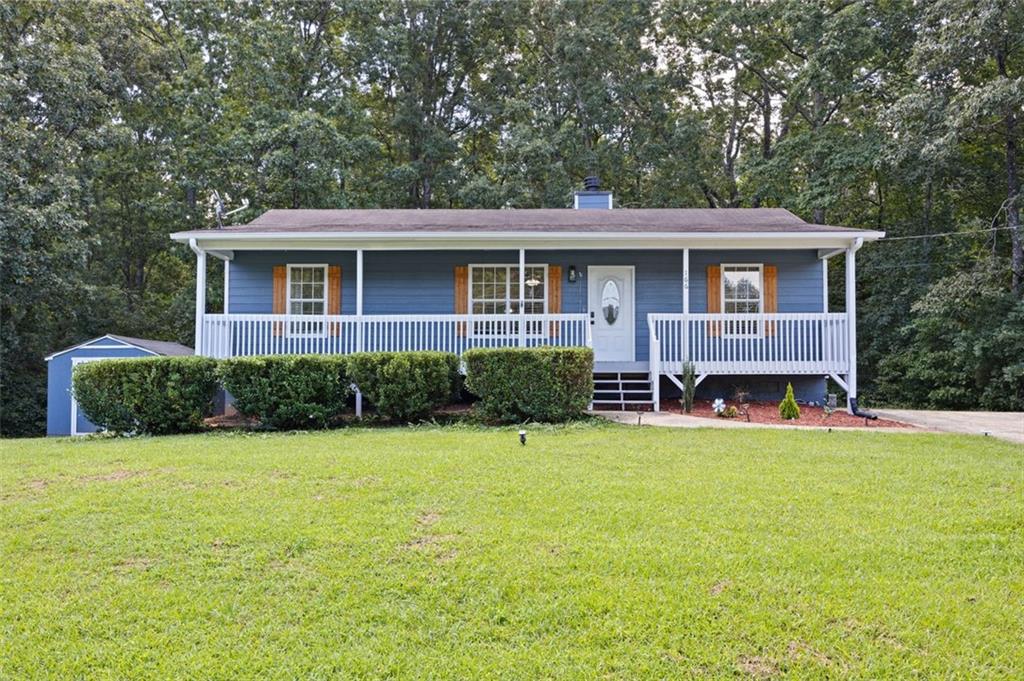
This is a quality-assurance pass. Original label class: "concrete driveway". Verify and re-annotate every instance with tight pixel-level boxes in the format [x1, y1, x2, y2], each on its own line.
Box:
[871, 410, 1024, 445]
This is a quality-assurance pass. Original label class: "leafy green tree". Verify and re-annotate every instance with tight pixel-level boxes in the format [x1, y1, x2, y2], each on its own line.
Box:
[3, 0, 1024, 436]
[875, 266, 1024, 409]
[1, 1, 140, 435]
[888, 0, 1023, 294]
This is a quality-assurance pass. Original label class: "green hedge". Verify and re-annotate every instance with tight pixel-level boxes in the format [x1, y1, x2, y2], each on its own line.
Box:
[347, 351, 459, 422]
[72, 356, 219, 435]
[217, 355, 350, 430]
[463, 346, 593, 423]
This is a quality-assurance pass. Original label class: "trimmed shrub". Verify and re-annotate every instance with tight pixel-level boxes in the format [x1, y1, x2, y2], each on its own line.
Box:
[217, 355, 350, 430]
[463, 346, 593, 423]
[779, 382, 801, 420]
[72, 356, 219, 435]
[347, 351, 459, 421]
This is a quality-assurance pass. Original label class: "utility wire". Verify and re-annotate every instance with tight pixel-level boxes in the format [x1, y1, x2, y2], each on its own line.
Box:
[859, 261, 943, 272]
[879, 225, 1017, 242]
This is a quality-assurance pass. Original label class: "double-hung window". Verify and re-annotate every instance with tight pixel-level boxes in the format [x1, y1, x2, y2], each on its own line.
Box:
[287, 264, 327, 336]
[722, 264, 763, 336]
[469, 264, 546, 336]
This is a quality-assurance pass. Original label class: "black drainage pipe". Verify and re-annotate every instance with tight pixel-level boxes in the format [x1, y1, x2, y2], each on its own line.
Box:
[849, 398, 878, 420]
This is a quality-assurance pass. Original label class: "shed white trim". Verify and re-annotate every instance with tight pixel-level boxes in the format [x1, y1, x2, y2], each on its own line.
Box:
[44, 335, 161, 362]
[69, 356, 123, 436]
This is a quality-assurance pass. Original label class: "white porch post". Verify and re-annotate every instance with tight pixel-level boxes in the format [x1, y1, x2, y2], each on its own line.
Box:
[518, 248, 526, 347]
[223, 260, 230, 314]
[682, 248, 690, 315]
[845, 239, 862, 411]
[821, 257, 828, 313]
[355, 249, 364, 417]
[682, 248, 690, 364]
[190, 239, 207, 354]
[356, 249, 364, 320]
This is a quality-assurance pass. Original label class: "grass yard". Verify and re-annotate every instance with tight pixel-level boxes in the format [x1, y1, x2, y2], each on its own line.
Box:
[1, 425, 1021, 679]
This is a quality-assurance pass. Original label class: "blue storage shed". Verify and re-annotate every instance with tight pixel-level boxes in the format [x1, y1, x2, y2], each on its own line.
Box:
[45, 335, 193, 436]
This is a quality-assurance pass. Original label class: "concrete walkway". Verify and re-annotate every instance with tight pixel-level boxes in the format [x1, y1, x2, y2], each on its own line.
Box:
[871, 409, 1024, 445]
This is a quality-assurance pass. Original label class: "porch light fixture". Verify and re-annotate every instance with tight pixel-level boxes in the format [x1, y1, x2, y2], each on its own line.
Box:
[568, 265, 577, 283]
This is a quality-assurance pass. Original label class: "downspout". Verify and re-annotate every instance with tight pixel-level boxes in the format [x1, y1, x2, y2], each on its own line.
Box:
[189, 238, 206, 355]
[844, 238, 876, 419]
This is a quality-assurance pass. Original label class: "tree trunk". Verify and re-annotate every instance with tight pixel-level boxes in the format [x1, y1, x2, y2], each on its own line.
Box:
[760, 83, 772, 161]
[922, 179, 934, 284]
[1007, 129, 1022, 295]
[811, 89, 826, 225]
[751, 84, 773, 209]
[998, 49, 1022, 295]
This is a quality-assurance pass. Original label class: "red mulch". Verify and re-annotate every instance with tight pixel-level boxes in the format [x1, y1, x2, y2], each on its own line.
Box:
[668, 399, 910, 429]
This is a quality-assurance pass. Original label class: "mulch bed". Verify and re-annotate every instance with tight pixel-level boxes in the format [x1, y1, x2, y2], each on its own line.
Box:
[668, 399, 910, 429]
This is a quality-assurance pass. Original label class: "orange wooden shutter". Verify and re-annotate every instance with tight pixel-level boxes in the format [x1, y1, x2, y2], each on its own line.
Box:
[763, 265, 778, 336]
[454, 266, 468, 337]
[547, 265, 562, 337]
[272, 265, 287, 336]
[328, 265, 342, 336]
[706, 265, 721, 337]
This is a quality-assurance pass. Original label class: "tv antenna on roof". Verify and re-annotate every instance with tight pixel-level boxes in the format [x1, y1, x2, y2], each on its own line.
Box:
[211, 190, 249, 228]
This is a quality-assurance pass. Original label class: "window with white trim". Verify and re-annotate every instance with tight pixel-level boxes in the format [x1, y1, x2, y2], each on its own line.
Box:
[288, 264, 327, 336]
[469, 265, 546, 335]
[722, 264, 762, 336]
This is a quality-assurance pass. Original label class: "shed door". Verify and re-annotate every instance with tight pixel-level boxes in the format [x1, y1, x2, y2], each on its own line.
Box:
[71, 357, 109, 436]
[588, 266, 635, 362]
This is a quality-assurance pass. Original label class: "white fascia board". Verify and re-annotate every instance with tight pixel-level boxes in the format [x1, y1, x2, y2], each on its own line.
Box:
[171, 230, 885, 252]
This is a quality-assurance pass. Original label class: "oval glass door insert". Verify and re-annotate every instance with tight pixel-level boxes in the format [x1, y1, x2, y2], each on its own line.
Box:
[601, 279, 620, 325]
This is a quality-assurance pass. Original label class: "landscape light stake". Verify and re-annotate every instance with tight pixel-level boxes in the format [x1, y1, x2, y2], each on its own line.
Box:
[519, 430, 527, 446]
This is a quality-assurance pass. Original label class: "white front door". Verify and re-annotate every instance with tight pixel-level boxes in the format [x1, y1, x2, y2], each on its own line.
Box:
[588, 266, 635, 362]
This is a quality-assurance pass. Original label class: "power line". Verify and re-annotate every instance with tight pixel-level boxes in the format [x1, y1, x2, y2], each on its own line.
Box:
[879, 225, 1016, 242]
[859, 261, 941, 272]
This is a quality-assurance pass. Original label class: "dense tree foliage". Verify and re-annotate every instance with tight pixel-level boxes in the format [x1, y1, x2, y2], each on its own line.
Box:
[2, 0, 1021, 435]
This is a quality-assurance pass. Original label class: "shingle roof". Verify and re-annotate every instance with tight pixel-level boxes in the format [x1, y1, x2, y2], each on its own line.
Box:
[45, 335, 193, 362]
[198, 208, 869, 234]
[107, 335, 193, 356]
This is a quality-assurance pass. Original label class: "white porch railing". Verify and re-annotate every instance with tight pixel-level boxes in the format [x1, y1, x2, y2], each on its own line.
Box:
[199, 313, 591, 359]
[648, 313, 850, 376]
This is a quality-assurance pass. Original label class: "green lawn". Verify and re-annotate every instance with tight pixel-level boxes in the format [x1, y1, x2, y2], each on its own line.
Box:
[1, 425, 1021, 679]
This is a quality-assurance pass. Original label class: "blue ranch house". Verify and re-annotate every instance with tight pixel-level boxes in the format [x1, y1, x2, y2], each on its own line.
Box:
[171, 182, 882, 412]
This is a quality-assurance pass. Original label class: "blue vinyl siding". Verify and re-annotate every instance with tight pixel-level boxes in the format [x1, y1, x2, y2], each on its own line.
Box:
[229, 251, 358, 314]
[688, 250, 824, 313]
[686, 375, 825, 404]
[46, 340, 154, 436]
[228, 248, 824, 364]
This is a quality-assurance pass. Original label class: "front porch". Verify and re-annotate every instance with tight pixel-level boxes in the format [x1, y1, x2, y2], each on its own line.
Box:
[186, 239, 866, 412]
[196, 309, 852, 411]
